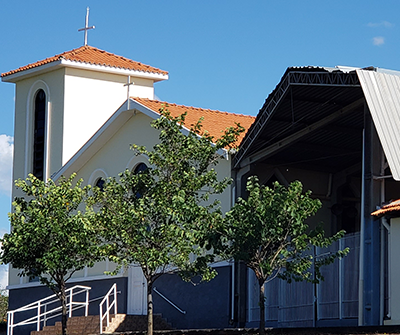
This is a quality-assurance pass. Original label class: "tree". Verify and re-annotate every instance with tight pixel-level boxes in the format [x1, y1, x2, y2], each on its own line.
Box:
[215, 177, 348, 335]
[95, 108, 243, 335]
[1, 174, 102, 335]
[0, 288, 7, 323]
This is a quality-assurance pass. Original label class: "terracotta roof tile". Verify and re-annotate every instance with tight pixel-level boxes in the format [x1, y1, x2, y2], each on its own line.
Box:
[371, 199, 400, 216]
[133, 97, 255, 145]
[1, 46, 168, 78]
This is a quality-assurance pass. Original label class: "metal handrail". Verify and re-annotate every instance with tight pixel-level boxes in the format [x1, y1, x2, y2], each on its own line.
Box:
[99, 283, 117, 334]
[153, 287, 186, 314]
[7, 285, 91, 335]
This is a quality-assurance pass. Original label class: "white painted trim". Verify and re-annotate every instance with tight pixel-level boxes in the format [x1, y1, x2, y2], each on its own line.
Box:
[53, 99, 229, 181]
[45, 99, 51, 180]
[25, 81, 51, 179]
[2, 59, 168, 83]
[2, 61, 64, 83]
[7, 273, 125, 290]
[88, 168, 108, 187]
[52, 108, 134, 180]
[126, 155, 150, 172]
[60, 60, 168, 82]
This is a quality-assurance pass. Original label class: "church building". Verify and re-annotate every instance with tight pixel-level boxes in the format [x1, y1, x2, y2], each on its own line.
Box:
[5, 44, 400, 334]
[1, 45, 255, 334]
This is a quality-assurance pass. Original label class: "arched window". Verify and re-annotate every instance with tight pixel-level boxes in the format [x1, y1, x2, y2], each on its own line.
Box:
[133, 162, 148, 198]
[95, 177, 105, 191]
[134, 162, 148, 174]
[33, 89, 46, 180]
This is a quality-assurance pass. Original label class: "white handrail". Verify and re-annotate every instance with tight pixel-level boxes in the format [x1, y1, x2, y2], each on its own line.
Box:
[153, 287, 186, 314]
[7, 285, 91, 335]
[99, 284, 118, 334]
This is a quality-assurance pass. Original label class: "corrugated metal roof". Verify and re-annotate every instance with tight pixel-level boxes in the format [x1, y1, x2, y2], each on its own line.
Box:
[235, 66, 363, 170]
[357, 69, 400, 181]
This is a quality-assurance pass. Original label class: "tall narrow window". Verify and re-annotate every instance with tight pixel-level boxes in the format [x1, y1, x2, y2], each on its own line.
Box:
[133, 162, 148, 198]
[33, 89, 46, 180]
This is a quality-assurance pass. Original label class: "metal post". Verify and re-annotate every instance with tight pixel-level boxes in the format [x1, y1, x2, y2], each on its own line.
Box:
[37, 302, 41, 331]
[106, 296, 109, 327]
[312, 246, 316, 328]
[358, 129, 365, 326]
[69, 289, 73, 317]
[361, 106, 382, 325]
[339, 238, 343, 320]
[114, 284, 117, 315]
[7, 312, 12, 335]
[100, 306, 103, 334]
[85, 289, 89, 316]
[44, 304, 47, 327]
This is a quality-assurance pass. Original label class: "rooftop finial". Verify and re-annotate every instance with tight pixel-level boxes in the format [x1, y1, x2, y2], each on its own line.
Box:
[124, 76, 135, 110]
[78, 7, 95, 46]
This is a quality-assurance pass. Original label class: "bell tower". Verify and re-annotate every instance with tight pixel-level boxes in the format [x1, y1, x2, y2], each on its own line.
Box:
[1, 46, 168, 182]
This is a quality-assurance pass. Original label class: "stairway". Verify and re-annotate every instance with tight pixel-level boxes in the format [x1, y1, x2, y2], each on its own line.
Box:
[30, 315, 100, 335]
[105, 314, 173, 332]
[30, 314, 172, 335]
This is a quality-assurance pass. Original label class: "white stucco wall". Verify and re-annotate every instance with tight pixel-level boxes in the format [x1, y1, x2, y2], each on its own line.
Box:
[9, 66, 158, 287]
[12, 68, 65, 187]
[65, 111, 232, 281]
[63, 68, 155, 164]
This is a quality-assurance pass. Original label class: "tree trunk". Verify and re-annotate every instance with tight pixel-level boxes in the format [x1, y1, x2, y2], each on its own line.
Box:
[259, 279, 265, 335]
[60, 280, 68, 335]
[147, 279, 154, 335]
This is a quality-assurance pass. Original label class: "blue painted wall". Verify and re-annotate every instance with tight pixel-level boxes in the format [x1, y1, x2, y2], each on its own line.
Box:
[153, 266, 232, 329]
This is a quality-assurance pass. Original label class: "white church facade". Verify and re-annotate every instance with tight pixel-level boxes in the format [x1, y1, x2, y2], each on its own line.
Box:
[1, 46, 255, 333]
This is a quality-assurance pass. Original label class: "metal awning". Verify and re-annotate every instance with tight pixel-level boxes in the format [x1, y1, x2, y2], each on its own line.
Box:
[357, 69, 400, 181]
[234, 67, 364, 172]
[234, 66, 400, 181]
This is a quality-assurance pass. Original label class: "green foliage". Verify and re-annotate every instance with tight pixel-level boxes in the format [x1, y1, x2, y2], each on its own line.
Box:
[94, 108, 243, 335]
[96, 108, 244, 281]
[213, 176, 348, 335]
[0, 289, 7, 323]
[1, 173, 102, 335]
[220, 176, 348, 284]
[2, 173, 101, 289]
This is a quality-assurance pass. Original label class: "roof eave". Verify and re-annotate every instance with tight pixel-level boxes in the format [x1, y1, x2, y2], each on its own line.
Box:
[1, 60, 64, 83]
[53, 99, 228, 180]
[60, 59, 169, 82]
[131, 98, 229, 158]
[2, 59, 169, 83]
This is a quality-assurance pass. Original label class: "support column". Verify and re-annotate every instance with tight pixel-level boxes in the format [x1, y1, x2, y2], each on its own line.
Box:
[361, 105, 382, 325]
[232, 165, 251, 327]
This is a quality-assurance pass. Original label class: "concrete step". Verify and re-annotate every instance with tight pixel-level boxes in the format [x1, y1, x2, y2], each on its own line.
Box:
[30, 315, 101, 335]
[30, 313, 172, 335]
[105, 314, 173, 332]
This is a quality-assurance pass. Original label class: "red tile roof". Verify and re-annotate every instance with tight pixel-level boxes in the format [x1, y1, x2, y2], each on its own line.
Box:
[133, 97, 255, 145]
[1, 46, 168, 78]
[371, 199, 400, 216]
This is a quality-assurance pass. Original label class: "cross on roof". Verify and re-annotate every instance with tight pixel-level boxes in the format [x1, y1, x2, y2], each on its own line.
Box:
[78, 7, 95, 46]
[124, 76, 135, 110]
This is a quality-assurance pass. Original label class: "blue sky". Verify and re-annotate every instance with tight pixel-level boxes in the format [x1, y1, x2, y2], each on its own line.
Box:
[1, 0, 400, 287]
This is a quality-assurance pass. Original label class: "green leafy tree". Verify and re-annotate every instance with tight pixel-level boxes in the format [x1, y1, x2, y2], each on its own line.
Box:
[0, 288, 7, 323]
[1, 174, 102, 335]
[95, 108, 243, 335]
[215, 177, 348, 335]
